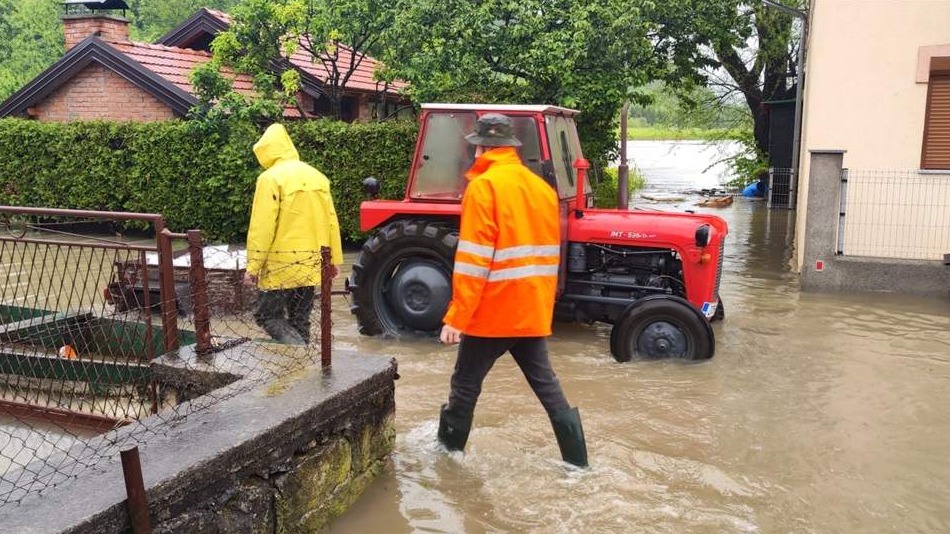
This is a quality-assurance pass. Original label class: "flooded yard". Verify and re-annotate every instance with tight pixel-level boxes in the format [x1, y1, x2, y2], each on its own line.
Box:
[324, 141, 950, 533]
[1, 141, 947, 531]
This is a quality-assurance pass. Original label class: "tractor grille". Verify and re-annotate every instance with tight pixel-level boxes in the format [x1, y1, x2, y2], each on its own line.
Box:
[714, 237, 726, 300]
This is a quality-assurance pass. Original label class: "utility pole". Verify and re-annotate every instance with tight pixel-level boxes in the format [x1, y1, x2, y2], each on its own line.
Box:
[618, 101, 630, 210]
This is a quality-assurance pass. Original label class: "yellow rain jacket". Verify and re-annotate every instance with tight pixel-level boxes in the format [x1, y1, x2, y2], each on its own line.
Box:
[246, 124, 343, 290]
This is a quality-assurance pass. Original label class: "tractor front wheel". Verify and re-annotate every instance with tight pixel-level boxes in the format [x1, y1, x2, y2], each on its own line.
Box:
[349, 220, 458, 337]
[609, 297, 715, 362]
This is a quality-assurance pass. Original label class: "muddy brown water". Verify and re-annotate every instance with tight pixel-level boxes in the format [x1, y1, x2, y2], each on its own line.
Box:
[325, 144, 950, 533]
[2, 142, 948, 530]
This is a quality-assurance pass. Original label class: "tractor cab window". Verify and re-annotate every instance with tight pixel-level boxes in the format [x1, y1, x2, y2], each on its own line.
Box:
[411, 112, 478, 199]
[410, 112, 544, 200]
[545, 115, 586, 199]
[511, 116, 543, 178]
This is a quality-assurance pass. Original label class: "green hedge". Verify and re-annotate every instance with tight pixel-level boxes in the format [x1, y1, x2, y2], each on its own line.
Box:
[0, 118, 418, 242]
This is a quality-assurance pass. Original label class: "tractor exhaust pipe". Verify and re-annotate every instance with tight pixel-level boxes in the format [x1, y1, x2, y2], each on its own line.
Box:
[574, 158, 590, 215]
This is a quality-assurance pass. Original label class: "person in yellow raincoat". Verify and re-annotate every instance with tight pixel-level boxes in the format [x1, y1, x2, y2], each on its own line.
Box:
[245, 123, 343, 345]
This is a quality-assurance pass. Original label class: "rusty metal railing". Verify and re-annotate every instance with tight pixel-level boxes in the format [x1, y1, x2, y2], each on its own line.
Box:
[0, 206, 342, 509]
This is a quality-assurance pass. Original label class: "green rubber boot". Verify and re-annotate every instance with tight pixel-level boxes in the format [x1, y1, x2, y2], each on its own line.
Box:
[437, 404, 472, 452]
[550, 407, 589, 468]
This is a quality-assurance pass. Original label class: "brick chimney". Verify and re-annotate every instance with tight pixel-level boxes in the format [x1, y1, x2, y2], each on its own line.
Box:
[63, 13, 130, 50]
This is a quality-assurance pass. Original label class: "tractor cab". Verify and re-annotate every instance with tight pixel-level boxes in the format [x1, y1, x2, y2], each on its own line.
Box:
[406, 104, 586, 203]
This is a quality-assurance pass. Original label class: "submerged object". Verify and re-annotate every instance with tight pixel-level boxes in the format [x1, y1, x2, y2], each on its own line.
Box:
[696, 196, 734, 208]
[742, 180, 767, 198]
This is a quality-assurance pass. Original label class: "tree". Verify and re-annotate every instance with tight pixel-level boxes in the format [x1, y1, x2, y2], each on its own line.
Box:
[127, 0, 239, 42]
[685, 0, 804, 158]
[0, 0, 63, 100]
[380, 0, 707, 168]
[191, 0, 395, 122]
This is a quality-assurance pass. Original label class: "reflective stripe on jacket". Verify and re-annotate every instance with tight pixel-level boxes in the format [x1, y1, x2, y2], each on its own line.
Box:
[246, 124, 343, 290]
[442, 146, 560, 337]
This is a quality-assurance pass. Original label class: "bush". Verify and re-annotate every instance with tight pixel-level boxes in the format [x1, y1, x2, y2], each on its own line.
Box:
[0, 118, 418, 242]
[593, 166, 645, 208]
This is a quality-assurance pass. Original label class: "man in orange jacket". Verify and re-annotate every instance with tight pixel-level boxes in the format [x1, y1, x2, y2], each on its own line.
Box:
[438, 113, 588, 468]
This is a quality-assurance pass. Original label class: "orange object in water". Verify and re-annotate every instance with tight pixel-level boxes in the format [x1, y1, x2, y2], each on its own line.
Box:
[58, 344, 77, 359]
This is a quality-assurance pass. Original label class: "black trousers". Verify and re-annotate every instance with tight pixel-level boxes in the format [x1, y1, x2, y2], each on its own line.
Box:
[253, 287, 315, 343]
[447, 335, 571, 419]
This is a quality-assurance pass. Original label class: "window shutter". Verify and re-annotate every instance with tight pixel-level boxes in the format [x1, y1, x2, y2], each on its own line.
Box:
[922, 74, 950, 169]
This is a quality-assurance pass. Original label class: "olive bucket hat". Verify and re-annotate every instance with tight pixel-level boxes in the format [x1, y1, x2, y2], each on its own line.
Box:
[464, 113, 522, 147]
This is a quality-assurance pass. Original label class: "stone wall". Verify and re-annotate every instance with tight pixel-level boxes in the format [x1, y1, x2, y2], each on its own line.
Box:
[0, 351, 397, 533]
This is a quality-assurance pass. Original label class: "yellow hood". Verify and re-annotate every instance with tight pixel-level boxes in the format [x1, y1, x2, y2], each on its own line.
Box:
[253, 124, 300, 169]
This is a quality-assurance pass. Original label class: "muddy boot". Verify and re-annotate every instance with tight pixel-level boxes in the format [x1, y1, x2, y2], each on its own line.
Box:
[550, 407, 588, 468]
[263, 319, 307, 345]
[437, 404, 472, 452]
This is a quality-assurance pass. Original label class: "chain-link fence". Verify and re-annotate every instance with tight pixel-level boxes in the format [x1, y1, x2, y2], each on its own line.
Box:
[0, 207, 340, 507]
[838, 170, 950, 260]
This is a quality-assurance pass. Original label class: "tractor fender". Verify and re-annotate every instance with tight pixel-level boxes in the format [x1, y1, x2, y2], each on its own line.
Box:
[617, 294, 715, 357]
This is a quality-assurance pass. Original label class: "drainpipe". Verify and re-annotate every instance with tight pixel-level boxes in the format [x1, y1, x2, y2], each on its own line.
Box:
[762, 0, 808, 210]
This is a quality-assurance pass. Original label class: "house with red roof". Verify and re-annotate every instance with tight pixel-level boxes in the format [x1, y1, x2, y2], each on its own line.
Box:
[0, 4, 410, 122]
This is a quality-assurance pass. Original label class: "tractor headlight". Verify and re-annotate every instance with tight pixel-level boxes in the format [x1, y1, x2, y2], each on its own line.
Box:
[695, 224, 711, 248]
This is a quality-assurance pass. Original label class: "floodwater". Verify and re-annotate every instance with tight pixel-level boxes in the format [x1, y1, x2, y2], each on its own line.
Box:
[326, 140, 950, 533]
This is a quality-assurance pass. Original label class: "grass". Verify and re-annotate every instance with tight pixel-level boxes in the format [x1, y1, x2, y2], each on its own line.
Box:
[624, 126, 742, 141]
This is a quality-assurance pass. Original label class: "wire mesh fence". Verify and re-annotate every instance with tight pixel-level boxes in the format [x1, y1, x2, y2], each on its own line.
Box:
[839, 170, 950, 260]
[0, 207, 340, 507]
[768, 167, 794, 209]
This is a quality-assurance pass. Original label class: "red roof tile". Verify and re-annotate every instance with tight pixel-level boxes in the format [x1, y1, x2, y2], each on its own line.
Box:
[110, 40, 301, 116]
[95, 7, 406, 119]
[204, 9, 232, 24]
[289, 42, 408, 93]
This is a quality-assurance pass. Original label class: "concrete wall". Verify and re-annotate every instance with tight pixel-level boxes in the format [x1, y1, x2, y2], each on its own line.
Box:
[800, 151, 950, 296]
[796, 0, 950, 267]
[0, 351, 397, 533]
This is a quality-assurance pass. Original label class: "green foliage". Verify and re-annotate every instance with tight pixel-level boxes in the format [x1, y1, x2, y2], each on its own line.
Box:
[382, 0, 709, 169]
[627, 82, 746, 132]
[719, 126, 769, 189]
[0, 118, 417, 241]
[0, 0, 63, 100]
[593, 166, 645, 209]
[127, 0, 239, 42]
[193, 0, 395, 122]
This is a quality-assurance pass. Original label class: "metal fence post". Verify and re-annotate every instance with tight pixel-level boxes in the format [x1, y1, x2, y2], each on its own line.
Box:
[838, 168, 849, 255]
[120, 446, 152, 534]
[187, 230, 212, 355]
[788, 167, 798, 210]
[154, 220, 179, 353]
[320, 247, 332, 368]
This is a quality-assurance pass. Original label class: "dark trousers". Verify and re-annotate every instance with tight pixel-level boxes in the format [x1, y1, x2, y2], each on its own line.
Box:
[447, 335, 571, 419]
[253, 287, 315, 343]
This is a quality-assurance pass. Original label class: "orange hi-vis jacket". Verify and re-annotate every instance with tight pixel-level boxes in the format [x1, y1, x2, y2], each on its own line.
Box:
[443, 146, 560, 337]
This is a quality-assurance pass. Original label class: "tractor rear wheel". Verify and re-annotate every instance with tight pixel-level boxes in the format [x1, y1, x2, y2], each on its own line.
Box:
[609, 297, 714, 362]
[349, 220, 458, 336]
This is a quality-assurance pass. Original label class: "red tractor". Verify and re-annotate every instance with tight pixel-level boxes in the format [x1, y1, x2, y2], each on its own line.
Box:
[347, 104, 728, 361]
